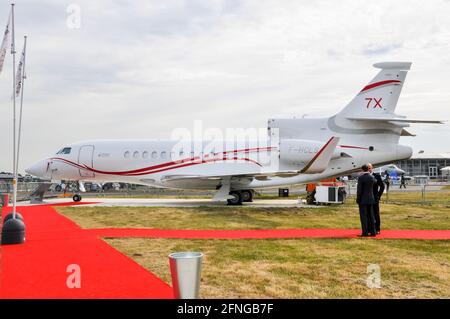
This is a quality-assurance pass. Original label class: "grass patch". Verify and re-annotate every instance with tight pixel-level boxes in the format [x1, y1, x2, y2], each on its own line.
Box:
[381, 191, 450, 205]
[57, 191, 450, 230]
[53, 191, 450, 298]
[105, 238, 450, 298]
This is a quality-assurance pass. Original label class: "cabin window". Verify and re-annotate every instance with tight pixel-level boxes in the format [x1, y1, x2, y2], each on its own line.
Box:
[124, 151, 130, 158]
[151, 151, 158, 159]
[133, 151, 139, 159]
[161, 151, 167, 159]
[142, 151, 149, 159]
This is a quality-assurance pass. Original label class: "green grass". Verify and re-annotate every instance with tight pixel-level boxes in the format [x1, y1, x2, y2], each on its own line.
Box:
[53, 191, 450, 299]
[57, 193, 450, 231]
[381, 191, 450, 205]
[106, 238, 450, 298]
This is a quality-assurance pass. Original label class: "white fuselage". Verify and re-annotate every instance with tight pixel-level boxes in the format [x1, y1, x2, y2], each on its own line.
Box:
[26, 119, 413, 190]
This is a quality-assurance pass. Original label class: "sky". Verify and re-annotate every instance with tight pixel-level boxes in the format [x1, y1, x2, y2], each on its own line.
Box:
[0, 0, 449, 173]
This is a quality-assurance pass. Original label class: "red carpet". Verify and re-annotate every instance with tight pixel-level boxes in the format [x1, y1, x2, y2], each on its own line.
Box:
[0, 204, 173, 299]
[1, 201, 449, 299]
[88, 228, 450, 240]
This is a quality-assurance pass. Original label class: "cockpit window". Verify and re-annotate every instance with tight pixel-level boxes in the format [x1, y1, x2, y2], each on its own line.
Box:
[56, 147, 71, 155]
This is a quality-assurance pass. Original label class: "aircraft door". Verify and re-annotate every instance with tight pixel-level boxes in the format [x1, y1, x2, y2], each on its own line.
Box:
[78, 145, 95, 178]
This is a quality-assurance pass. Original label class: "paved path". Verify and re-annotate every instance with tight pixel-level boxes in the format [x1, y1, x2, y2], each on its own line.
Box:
[18, 197, 320, 208]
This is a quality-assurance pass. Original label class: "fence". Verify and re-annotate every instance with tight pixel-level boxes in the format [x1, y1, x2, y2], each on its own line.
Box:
[344, 180, 450, 205]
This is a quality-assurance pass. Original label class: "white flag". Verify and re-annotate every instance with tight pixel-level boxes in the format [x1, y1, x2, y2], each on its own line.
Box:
[15, 40, 26, 96]
[0, 12, 11, 74]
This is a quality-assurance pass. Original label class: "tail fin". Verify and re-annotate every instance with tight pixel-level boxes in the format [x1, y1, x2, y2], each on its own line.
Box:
[338, 62, 411, 118]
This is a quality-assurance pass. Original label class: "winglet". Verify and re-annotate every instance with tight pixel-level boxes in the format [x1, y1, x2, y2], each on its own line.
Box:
[300, 137, 340, 174]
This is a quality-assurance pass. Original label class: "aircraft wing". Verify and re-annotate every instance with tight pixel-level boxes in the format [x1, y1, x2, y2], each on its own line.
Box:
[161, 137, 340, 187]
[347, 116, 444, 124]
[161, 170, 301, 184]
[299, 136, 340, 174]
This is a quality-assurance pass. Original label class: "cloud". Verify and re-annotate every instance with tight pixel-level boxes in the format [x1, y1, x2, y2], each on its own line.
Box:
[0, 0, 449, 172]
[362, 44, 403, 56]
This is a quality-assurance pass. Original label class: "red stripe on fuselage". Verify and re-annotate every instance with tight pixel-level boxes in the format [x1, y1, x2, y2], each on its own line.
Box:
[50, 147, 272, 176]
[125, 157, 262, 176]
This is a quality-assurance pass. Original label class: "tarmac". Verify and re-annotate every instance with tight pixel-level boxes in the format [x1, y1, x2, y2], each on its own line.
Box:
[14, 183, 448, 207]
[18, 197, 321, 208]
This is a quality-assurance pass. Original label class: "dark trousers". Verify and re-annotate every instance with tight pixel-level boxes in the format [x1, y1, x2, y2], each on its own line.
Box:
[373, 202, 381, 232]
[358, 204, 376, 235]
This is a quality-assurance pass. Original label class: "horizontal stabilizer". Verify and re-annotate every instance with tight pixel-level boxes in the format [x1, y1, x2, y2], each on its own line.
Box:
[300, 137, 340, 174]
[373, 62, 412, 70]
[347, 116, 444, 124]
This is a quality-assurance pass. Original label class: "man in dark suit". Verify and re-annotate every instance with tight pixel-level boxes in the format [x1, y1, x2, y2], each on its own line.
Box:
[356, 164, 377, 237]
[369, 164, 385, 234]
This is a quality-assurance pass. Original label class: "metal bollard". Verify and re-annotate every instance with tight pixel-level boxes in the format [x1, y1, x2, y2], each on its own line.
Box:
[169, 252, 203, 299]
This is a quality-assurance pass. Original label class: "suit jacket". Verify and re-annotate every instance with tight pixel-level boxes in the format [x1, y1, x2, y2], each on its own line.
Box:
[357, 172, 376, 205]
[372, 173, 385, 203]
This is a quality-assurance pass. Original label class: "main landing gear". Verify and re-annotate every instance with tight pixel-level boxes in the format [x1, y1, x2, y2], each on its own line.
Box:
[226, 190, 254, 206]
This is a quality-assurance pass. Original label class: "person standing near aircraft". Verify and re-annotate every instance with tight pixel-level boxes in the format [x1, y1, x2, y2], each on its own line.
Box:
[384, 172, 391, 192]
[356, 164, 377, 237]
[370, 164, 385, 234]
[400, 174, 406, 189]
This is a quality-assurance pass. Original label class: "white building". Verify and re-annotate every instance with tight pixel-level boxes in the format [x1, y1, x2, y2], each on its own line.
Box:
[396, 152, 450, 179]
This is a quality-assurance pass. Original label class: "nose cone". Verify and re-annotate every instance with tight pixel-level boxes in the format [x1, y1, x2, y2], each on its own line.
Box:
[25, 159, 48, 178]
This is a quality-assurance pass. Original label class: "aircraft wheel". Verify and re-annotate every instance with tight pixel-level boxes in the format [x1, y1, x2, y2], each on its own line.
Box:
[241, 190, 253, 202]
[73, 194, 82, 202]
[227, 191, 243, 206]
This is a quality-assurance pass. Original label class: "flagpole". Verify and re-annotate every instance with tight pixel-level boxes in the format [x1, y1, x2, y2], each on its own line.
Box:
[10, 3, 17, 220]
[1, 3, 25, 245]
[16, 35, 26, 196]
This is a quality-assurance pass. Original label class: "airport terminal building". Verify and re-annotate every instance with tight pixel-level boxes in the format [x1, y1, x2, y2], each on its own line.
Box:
[395, 152, 450, 179]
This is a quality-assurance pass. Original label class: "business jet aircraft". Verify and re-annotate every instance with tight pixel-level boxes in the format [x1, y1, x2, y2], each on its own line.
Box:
[374, 164, 406, 176]
[350, 163, 406, 179]
[26, 62, 442, 205]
